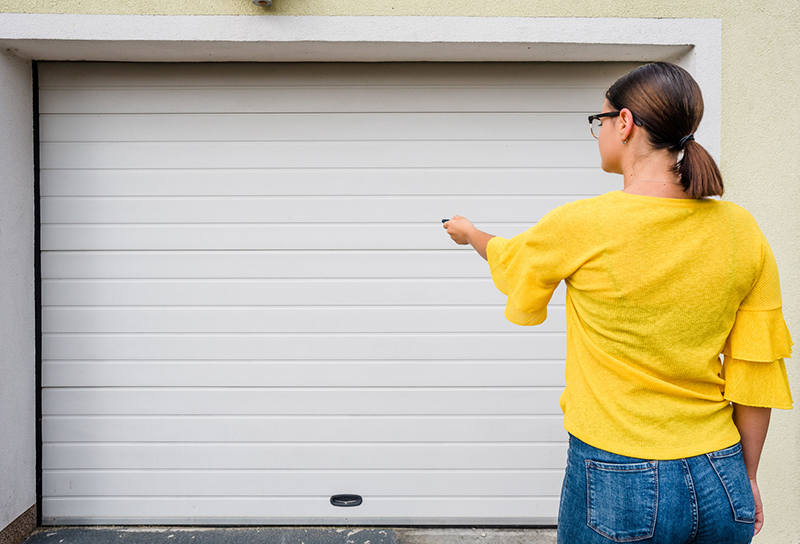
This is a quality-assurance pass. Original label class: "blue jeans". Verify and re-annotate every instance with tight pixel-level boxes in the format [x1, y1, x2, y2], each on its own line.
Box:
[557, 435, 755, 544]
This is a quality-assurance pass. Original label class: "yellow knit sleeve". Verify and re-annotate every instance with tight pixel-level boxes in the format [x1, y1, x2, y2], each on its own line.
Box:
[722, 238, 793, 362]
[719, 232, 793, 409]
[722, 307, 793, 362]
[486, 202, 592, 326]
[722, 355, 794, 409]
[487, 234, 555, 326]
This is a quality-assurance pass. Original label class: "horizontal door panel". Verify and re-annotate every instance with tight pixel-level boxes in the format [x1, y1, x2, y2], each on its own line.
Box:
[42, 388, 564, 416]
[41, 497, 560, 525]
[41, 251, 498, 279]
[41, 224, 530, 251]
[40, 168, 618, 197]
[40, 141, 599, 169]
[43, 443, 568, 469]
[42, 415, 567, 442]
[41, 196, 575, 224]
[42, 333, 567, 360]
[43, 470, 565, 497]
[43, 279, 567, 306]
[40, 86, 601, 115]
[41, 361, 566, 387]
[38, 61, 638, 89]
[40, 112, 590, 143]
[42, 307, 566, 333]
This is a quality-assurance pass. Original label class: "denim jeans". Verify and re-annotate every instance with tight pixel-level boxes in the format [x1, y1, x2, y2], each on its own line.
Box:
[557, 435, 756, 544]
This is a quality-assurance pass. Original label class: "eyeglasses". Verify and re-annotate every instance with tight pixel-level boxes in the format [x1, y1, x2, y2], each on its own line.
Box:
[587, 111, 643, 139]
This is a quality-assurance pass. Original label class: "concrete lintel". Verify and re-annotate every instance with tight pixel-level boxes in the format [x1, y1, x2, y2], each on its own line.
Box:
[0, 14, 711, 62]
[2, 39, 691, 64]
[0, 14, 714, 42]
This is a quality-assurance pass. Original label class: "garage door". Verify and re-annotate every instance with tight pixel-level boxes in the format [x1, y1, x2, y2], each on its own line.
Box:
[39, 61, 635, 525]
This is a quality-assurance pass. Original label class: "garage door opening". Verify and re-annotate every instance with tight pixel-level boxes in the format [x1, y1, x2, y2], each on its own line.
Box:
[38, 61, 636, 525]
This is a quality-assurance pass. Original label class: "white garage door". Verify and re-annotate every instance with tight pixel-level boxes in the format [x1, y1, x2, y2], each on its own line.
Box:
[39, 61, 635, 525]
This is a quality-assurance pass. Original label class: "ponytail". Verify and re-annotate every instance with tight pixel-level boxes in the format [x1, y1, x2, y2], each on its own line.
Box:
[675, 139, 724, 198]
[606, 62, 724, 198]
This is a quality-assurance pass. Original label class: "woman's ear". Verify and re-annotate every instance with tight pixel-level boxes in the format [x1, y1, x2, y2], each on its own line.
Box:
[618, 107, 635, 143]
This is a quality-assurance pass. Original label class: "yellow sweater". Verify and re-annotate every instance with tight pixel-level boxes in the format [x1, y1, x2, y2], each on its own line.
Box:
[486, 191, 793, 460]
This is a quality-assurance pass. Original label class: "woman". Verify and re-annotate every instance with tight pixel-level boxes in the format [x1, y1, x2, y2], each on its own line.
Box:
[443, 62, 793, 543]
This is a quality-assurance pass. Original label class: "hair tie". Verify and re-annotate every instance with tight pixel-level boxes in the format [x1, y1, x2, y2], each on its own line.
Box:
[679, 134, 695, 149]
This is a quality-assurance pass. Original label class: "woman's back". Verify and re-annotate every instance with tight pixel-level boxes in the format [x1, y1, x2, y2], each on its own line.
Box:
[567, 192, 765, 380]
[488, 190, 791, 458]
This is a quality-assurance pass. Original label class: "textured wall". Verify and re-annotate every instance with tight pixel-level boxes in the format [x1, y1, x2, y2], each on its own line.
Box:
[0, 0, 797, 542]
[0, 51, 35, 532]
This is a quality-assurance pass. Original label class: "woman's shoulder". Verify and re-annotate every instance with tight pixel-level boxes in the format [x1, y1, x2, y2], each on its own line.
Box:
[536, 192, 632, 231]
[537, 193, 766, 235]
[715, 198, 753, 216]
[543, 192, 617, 218]
[715, 200, 769, 238]
[521, 193, 618, 246]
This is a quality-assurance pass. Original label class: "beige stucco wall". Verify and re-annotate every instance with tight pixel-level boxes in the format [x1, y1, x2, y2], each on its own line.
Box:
[1, 0, 797, 542]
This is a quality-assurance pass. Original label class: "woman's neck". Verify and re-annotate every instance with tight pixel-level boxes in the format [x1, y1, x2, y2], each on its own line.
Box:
[622, 179, 689, 198]
[620, 154, 689, 199]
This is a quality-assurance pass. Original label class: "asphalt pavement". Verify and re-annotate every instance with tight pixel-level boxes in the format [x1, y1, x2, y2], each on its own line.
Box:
[21, 527, 558, 544]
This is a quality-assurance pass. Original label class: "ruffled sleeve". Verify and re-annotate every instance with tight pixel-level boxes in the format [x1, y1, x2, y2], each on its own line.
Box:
[486, 203, 592, 326]
[487, 234, 557, 326]
[720, 234, 793, 409]
[722, 356, 793, 409]
[721, 233, 793, 362]
[722, 307, 793, 362]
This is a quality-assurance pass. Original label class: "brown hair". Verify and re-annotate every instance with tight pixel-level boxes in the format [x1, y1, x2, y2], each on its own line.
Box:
[605, 62, 723, 198]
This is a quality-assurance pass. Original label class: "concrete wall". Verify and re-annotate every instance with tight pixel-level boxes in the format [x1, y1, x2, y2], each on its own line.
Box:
[0, 51, 35, 532]
[0, 0, 797, 542]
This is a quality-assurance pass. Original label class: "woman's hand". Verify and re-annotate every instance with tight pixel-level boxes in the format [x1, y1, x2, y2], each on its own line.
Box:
[442, 215, 476, 245]
[750, 477, 764, 536]
[442, 216, 495, 261]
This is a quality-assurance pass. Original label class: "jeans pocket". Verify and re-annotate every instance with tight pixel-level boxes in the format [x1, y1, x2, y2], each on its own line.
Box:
[585, 460, 658, 542]
[706, 443, 756, 523]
